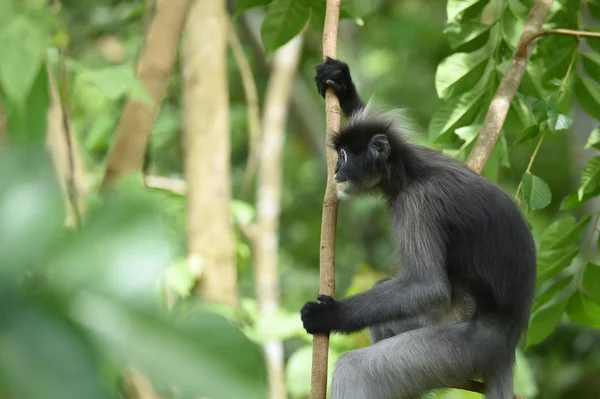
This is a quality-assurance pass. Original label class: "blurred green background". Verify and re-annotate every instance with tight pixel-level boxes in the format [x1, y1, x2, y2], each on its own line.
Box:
[1, 0, 600, 398]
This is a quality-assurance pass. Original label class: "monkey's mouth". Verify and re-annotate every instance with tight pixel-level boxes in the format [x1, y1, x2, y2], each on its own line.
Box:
[336, 182, 359, 199]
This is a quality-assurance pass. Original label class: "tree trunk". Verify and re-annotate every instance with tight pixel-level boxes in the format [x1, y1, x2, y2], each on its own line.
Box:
[101, 0, 192, 189]
[254, 34, 304, 399]
[182, 0, 237, 308]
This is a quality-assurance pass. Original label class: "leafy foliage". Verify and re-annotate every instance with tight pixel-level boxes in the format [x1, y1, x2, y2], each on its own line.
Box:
[234, 0, 362, 55]
[0, 147, 267, 399]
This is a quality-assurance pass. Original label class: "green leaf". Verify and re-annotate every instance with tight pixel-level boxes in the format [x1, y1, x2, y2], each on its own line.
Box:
[536, 246, 580, 286]
[545, 111, 572, 133]
[585, 26, 600, 54]
[514, 125, 540, 147]
[501, 8, 525, 49]
[566, 292, 600, 328]
[540, 215, 592, 251]
[443, 21, 493, 50]
[77, 66, 152, 105]
[435, 49, 491, 99]
[584, 127, 600, 150]
[576, 76, 600, 121]
[577, 156, 600, 201]
[2, 64, 50, 144]
[589, 0, 600, 21]
[0, 298, 112, 399]
[520, 173, 552, 211]
[235, 0, 272, 16]
[514, 350, 539, 398]
[261, 0, 310, 56]
[561, 184, 600, 210]
[0, 13, 52, 106]
[0, 146, 64, 275]
[446, 0, 487, 23]
[286, 345, 339, 399]
[73, 296, 268, 399]
[47, 185, 174, 300]
[428, 89, 485, 144]
[533, 277, 573, 312]
[581, 51, 600, 83]
[526, 296, 569, 347]
[582, 262, 600, 303]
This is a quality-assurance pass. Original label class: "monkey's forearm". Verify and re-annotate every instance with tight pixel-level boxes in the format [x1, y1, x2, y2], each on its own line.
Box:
[332, 277, 450, 333]
[339, 92, 365, 118]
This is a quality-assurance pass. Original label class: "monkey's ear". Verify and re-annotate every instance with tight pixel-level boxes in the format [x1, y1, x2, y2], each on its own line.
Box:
[369, 134, 390, 160]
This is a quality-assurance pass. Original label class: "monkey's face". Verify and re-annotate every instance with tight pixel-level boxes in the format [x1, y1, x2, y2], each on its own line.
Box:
[334, 135, 390, 199]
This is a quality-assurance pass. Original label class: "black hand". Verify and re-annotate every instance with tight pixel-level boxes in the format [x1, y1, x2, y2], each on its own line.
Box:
[300, 294, 339, 334]
[315, 57, 352, 99]
[314, 57, 365, 117]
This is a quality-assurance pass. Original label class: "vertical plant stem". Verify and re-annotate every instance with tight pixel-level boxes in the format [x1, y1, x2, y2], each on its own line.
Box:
[254, 34, 304, 399]
[310, 1, 341, 398]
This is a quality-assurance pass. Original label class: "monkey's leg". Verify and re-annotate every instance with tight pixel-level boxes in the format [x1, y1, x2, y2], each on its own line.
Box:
[483, 358, 515, 399]
[368, 315, 434, 344]
[330, 321, 508, 399]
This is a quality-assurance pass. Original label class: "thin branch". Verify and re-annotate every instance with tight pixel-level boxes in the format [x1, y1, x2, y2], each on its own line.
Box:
[227, 17, 262, 198]
[514, 45, 577, 203]
[520, 28, 600, 53]
[310, 1, 341, 399]
[101, 0, 192, 189]
[514, 128, 548, 204]
[465, 0, 554, 173]
[144, 175, 187, 195]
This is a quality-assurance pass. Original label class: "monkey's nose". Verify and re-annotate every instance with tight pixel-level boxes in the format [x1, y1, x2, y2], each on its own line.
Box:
[333, 173, 347, 183]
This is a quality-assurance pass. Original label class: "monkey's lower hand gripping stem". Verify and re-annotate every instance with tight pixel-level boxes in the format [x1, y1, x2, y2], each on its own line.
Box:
[301, 57, 537, 399]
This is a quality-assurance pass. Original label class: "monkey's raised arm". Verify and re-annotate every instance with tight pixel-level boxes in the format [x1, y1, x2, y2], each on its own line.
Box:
[301, 211, 451, 335]
[315, 57, 365, 118]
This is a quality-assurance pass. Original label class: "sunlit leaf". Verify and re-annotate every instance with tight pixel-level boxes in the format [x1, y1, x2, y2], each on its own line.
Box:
[520, 173, 552, 211]
[566, 292, 600, 328]
[428, 89, 485, 144]
[582, 262, 600, 303]
[584, 127, 600, 150]
[446, 0, 487, 23]
[561, 183, 600, 210]
[443, 21, 493, 50]
[533, 277, 573, 312]
[261, 0, 309, 56]
[536, 246, 579, 286]
[545, 111, 572, 133]
[526, 296, 569, 347]
[435, 49, 491, 99]
[540, 215, 592, 251]
[577, 156, 600, 201]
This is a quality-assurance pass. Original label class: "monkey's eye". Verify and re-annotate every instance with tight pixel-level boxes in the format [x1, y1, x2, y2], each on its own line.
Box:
[339, 149, 347, 163]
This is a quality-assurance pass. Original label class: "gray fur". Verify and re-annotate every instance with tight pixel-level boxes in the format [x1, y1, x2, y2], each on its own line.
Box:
[306, 57, 536, 399]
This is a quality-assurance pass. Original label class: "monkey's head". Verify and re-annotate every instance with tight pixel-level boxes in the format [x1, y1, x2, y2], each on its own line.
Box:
[331, 119, 397, 199]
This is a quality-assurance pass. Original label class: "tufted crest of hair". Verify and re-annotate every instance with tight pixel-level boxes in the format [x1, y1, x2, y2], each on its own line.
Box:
[331, 99, 414, 156]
